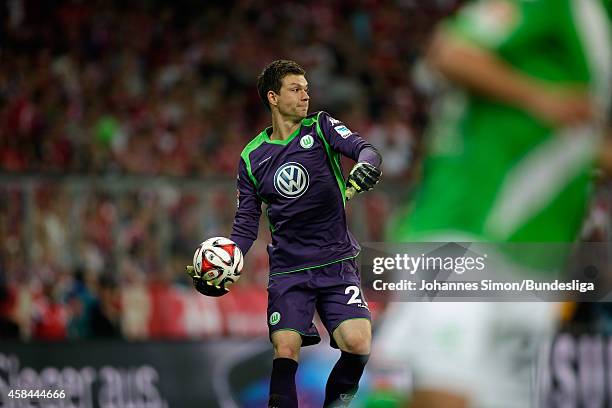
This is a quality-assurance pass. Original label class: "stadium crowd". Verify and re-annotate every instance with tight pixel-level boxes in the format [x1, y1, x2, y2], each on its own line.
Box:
[0, 0, 460, 341]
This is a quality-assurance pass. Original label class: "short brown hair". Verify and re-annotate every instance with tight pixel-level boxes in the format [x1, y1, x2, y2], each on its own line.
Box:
[257, 60, 306, 111]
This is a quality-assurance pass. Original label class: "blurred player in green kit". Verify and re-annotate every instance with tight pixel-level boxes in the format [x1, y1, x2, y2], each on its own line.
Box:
[374, 0, 611, 407]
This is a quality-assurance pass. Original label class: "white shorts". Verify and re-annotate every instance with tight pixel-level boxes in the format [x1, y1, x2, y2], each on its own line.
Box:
[374, 301, 558, 408]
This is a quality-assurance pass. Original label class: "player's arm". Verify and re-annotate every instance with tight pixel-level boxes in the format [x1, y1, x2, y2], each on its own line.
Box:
[229, 157, 262, 255]
[427, 0, 592, 127]
[188, 158, 262, 297]
[317, 111, 383, 199]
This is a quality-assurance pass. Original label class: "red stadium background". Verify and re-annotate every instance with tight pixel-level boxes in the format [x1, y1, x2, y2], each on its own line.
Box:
[1, 1, 611, 407]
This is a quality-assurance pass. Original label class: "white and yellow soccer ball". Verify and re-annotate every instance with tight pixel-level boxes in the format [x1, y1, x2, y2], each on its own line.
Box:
[192, 237, 243, 289]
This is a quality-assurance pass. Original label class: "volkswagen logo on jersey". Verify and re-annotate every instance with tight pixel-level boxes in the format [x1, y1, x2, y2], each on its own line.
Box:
[274, 162, 309, 199]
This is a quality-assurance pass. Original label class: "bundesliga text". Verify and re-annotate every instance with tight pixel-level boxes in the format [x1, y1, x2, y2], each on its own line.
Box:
[372, 279, 594, 293]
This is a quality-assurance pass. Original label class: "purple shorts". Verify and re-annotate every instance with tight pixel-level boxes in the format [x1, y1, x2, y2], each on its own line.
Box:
[267, 258, 371, 348]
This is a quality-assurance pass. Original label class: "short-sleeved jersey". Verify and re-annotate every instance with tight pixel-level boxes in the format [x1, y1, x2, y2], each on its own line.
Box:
[394, 0, 611, 247]
[231, 111, 372, 274]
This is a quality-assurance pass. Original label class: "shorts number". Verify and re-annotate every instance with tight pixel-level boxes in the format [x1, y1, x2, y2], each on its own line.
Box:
[345, 285, 366, 305]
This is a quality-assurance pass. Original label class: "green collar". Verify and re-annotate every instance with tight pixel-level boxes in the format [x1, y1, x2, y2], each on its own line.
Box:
[263, 124, 302, 145]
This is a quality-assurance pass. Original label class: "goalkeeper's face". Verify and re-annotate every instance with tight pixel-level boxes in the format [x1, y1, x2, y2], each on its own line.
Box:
[275, 74, 310, 121]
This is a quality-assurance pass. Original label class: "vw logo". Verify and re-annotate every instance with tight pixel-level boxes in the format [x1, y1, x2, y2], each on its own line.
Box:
[274, 162, 309, 199]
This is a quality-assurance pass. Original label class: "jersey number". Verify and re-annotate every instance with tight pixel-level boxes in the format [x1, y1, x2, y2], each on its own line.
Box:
[345, 285, 366, 305]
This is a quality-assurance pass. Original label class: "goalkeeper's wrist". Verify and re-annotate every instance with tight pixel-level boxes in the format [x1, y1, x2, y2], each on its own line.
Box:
[357, 146, 382, 168]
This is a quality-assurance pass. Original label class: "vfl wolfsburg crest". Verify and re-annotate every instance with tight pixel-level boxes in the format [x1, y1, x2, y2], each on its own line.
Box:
[274, 162, 309, 199]
[269, 312, 281, 325]
[300, 134, 314, 149]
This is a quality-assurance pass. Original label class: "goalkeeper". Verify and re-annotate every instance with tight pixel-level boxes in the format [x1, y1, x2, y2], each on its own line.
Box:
[188, 59, 382, 408]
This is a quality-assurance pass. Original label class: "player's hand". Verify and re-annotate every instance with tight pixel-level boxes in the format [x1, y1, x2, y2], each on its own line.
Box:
[346, 162, 381, 200]
[185, 265, 229, 297]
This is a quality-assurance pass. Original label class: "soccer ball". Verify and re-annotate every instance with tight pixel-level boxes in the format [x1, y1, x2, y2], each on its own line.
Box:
[192, 237, 243, 288]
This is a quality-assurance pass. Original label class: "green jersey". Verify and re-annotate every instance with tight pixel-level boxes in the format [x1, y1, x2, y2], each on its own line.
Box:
[395, 0, 611, 244]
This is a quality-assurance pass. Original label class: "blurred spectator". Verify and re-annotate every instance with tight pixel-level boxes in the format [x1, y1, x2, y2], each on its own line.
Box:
[31, 281, 68, 340]
[368, 110, 416, 178]
[120, 259, 151, 340]
[65, 267, 96, 339]
[90, 274, 121, 338]
[0, 269, 20, 338]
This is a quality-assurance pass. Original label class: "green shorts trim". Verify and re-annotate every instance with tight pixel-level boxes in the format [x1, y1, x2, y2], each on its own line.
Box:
[269, 253, 360, 277]
[269, 328, 321, 347]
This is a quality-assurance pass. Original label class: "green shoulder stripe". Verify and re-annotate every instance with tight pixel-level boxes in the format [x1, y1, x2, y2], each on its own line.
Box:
[314, 112, 347, 205]
[240, 131, 269, 204]
[240, 131, 267, 188]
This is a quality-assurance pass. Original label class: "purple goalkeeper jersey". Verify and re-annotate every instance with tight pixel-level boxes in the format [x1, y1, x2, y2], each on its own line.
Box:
[230, 111, 373, 274]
